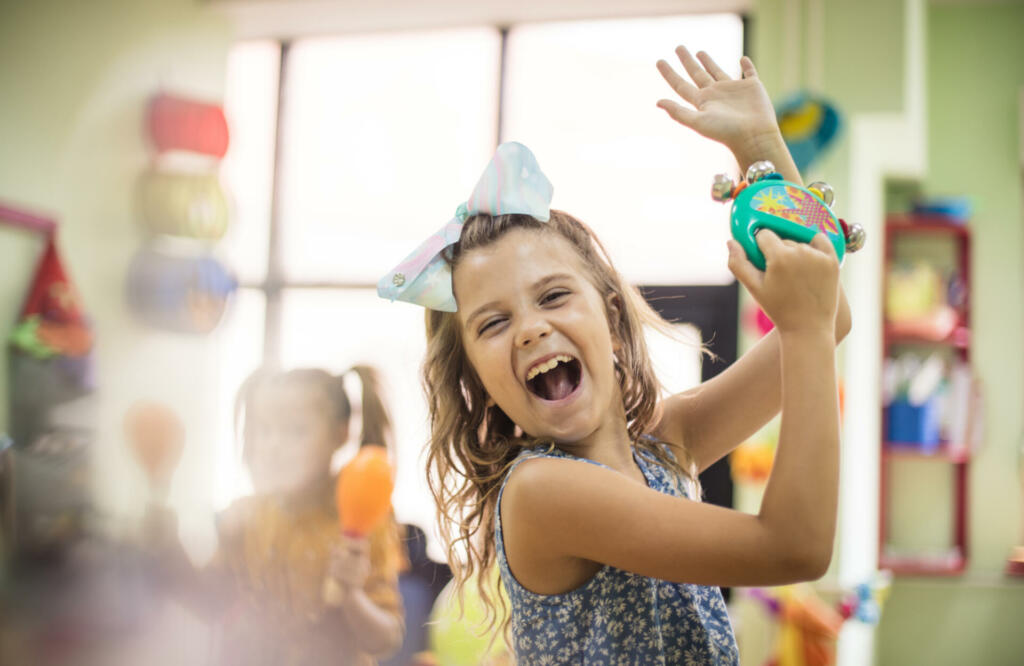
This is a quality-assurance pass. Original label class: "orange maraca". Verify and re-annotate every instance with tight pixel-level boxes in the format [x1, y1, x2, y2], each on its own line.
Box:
[336, 444, 395, 537]
[323, 445, 394, 605]
[124, 401, 184, 490]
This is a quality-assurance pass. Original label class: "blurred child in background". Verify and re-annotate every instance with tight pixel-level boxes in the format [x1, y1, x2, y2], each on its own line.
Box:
[143, 365, 406, 666]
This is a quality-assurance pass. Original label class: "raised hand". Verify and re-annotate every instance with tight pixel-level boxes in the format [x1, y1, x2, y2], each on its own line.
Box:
[656, 46, 779, 163]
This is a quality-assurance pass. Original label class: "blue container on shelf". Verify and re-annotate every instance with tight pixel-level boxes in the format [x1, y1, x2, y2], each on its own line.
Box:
[886, 398, 941, 450]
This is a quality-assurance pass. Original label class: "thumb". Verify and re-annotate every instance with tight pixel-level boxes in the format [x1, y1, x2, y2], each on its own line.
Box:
[726, 240, 763, 295]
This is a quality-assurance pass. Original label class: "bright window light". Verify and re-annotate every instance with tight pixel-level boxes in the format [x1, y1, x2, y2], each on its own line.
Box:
[277, 29, 501, 283]
[503, 15, 744, 285]
[211, 288, 266, 508]
[221, 40, 279, 284]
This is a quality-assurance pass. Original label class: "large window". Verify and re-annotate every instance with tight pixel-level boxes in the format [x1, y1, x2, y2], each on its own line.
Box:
[217, 15, 744, 550]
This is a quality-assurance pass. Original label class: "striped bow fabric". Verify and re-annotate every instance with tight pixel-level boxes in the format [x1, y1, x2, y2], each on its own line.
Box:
[377, 142, 554, 312]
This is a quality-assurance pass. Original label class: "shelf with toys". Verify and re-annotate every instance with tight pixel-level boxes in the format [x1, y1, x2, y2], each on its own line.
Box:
[879, 213, 979, 576]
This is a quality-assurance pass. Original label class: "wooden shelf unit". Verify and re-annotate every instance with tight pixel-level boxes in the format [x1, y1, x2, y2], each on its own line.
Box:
[879, 215, 971, 576]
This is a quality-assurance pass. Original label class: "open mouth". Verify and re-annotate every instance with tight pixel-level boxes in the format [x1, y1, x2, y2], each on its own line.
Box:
[526, 355, 582, 402]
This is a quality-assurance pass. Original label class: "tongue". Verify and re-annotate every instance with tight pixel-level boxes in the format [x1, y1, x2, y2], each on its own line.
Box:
[536, 364, 575, 401]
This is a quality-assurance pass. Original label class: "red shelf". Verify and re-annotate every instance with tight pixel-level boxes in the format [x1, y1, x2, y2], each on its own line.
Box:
[883, 442, 970, 464]
[883, 325, 970, 349]
[885, 215, 970, 236]
[880, 547, 967, 576]
[880, 215, 972, 576]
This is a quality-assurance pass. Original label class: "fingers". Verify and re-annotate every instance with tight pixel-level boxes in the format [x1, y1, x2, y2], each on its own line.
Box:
[740, 56, 759, 79]
[726, 240, 764, 294]
[656, 99, 698, 128]
[754, 228, 785, 262]
[675, 45, 714, 88]
[696, 51, 730, 81]
[656, 59, 699, 105]
[809, 232, 838, 258]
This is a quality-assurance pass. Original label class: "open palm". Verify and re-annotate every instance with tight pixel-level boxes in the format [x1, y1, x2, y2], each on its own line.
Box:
[656, 46, 778, 155]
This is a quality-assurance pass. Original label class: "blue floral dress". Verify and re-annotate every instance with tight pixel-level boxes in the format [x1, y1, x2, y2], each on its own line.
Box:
[495, 444, 740, 665]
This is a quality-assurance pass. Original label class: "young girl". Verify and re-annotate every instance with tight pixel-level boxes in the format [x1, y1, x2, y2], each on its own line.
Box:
[379, 47, 850, 663]
[143, 366, 406, 666]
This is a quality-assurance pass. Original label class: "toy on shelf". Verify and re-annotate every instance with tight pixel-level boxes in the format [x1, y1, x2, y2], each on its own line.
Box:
[711, 160, 865, 271]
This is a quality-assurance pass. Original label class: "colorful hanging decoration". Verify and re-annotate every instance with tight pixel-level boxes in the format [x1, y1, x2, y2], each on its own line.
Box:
[774, 92, 842, 173]
[131, 91, 236, 334]
[137, 168, 230, 240]
[147, 93, 230, 158]
[3, 210, 97, 557]
[9, 237, 93, 361]
[125, 247, 237, 334]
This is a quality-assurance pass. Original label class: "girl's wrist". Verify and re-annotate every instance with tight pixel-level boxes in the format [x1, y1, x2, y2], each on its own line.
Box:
[777, 326, 835, 347]
[729, 127, 786, 171]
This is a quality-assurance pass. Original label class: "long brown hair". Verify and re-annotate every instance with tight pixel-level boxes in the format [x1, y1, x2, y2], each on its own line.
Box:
[423, 209, 700, 637]
[235, 364, 395, 463]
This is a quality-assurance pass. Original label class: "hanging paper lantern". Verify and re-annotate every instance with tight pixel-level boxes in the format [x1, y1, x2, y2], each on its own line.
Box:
[775, 92, 842, 172]
[147, 93, 229, 158]
[137, 169, 230, 240]
[125, 246, 237, 334]
[336, 445, 395, 537]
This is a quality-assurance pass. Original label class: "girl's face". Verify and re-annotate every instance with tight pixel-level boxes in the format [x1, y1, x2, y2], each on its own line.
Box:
[453, 228, 625, 446]
[245, 382, 345, 496]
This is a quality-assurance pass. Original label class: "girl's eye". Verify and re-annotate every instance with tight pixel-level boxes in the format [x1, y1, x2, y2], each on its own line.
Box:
[479, 317, 506, 336]
[541, 289, 569, 305]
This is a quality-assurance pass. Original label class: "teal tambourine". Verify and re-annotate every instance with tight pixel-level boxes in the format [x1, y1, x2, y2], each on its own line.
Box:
[712, 160, 865, 271]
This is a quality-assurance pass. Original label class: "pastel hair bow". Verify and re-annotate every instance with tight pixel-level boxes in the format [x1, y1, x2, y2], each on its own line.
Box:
[377, 142, 554, 312]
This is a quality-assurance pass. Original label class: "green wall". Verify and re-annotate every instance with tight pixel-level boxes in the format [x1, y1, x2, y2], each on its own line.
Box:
[0, 0, 233, 523]
[877, 5, 1024, 664]
[753, 1, 1024, 663]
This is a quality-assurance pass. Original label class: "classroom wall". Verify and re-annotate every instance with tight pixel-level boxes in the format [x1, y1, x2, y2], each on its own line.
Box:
[875, 4, 1024, 664]
[0, 0, 234, 539]
[753, 1, 1024, 663]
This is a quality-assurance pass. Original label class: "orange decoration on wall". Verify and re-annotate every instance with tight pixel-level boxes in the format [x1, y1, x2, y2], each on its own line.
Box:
[124, 402, 185, 485]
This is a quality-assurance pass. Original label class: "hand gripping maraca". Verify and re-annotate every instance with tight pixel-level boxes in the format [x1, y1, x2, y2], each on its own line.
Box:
[323, 445, 395, 605]
[712, 160, 866, 271]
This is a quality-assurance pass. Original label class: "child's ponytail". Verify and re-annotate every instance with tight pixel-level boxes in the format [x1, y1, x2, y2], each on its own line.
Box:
[344, 365, 394, 453]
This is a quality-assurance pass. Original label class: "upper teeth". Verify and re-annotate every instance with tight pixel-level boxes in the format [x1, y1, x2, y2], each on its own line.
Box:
[526, 354, 573, 381]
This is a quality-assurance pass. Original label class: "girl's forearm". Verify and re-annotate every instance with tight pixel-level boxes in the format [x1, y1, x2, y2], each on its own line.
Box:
[757, 330, 839, 575]
[335, 588, 403, 657]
